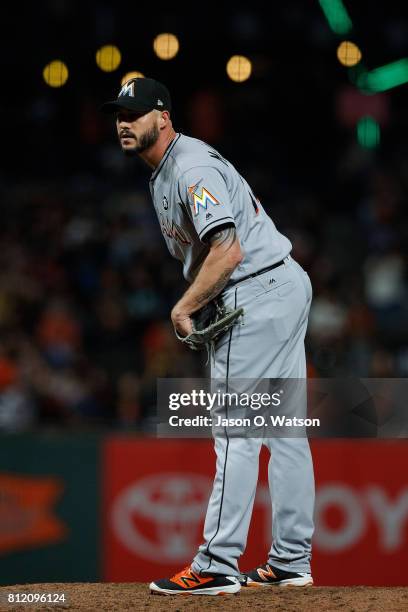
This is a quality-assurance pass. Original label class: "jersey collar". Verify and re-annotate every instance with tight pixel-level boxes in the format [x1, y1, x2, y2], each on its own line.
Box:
[150, 133, 181, 182]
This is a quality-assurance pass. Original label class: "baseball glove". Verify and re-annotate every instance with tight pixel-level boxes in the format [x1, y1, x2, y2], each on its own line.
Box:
[175, 300, 244, 351]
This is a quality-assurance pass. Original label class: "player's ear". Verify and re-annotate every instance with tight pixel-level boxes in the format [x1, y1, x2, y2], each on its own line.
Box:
[158, 110, 170, 129]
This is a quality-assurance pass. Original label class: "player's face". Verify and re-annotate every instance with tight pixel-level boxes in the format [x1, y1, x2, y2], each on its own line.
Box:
[116, 109, 160, 156]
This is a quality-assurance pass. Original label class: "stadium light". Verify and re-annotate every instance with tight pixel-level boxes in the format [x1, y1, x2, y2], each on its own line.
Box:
[121, 72, 144, 85]
[319, 0, 353, 35]
[337, 41, 362, 67]
[153, 34, 179, 60]
[226, 55, 252, 83]
[43, 60, 69, 87]
[356, 116, 380, 148]
[96, 45, 121, 72]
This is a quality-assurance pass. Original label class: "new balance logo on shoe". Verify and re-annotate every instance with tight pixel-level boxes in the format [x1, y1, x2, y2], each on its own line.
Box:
[150, 565, 241, 596]
[245, 563, 313, 588]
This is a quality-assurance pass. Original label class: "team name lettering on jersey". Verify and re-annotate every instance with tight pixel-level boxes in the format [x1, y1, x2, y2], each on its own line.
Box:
[188, 183, 220, 216]
[159, 214, 191, 245]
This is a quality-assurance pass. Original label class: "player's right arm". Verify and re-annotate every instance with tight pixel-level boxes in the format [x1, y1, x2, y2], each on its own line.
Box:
[173, 219, 241, 301]
[195, 223, 242, 302]
[172, 165, 243, 335]
[170, 223, 242, 335]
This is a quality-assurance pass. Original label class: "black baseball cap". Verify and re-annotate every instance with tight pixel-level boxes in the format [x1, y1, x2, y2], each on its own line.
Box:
[100, 77, 171, 114]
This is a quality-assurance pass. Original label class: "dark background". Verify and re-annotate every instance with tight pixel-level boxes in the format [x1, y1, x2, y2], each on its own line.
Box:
[0, 1, 407, 431]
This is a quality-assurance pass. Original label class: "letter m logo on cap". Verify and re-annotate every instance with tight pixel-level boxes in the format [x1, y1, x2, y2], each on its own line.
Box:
[119, 81, 135, 97]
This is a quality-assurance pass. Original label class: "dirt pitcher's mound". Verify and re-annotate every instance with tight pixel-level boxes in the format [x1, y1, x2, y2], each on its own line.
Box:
[1, 584, 408, 611]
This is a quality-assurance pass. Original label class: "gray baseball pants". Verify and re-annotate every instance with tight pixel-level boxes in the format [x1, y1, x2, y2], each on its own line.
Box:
[191, 255, 315, 576]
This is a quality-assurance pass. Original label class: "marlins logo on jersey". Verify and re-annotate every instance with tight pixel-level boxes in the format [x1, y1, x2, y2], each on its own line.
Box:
[188, 183, 220, 216]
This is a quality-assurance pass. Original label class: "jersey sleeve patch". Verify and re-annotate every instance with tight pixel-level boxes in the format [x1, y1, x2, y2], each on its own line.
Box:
[188, 183, 220, 216]
[179, 167, 235, 243]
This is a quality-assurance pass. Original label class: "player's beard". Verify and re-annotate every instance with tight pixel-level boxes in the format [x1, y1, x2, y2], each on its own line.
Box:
[122, 124, 160, 157]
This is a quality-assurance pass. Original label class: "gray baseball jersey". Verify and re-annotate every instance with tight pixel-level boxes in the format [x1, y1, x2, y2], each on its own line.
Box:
[148, 132, 314, 580]
[149, 133, 292, 282]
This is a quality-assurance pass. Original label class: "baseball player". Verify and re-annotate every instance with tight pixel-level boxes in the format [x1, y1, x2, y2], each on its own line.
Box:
[101, 77, 315, 596]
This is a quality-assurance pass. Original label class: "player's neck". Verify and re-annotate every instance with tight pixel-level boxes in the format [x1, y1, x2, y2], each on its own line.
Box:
[139, 128, 177, 169]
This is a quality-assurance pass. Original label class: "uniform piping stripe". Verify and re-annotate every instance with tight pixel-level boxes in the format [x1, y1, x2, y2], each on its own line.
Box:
[203, 288, 237, 573]
[150, 133, 181, 183]
[199, 217, 235, 239]
[204, 551, 237, 573]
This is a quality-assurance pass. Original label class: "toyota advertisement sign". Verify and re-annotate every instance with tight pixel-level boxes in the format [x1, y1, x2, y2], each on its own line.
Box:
[102, 439, 408, 585]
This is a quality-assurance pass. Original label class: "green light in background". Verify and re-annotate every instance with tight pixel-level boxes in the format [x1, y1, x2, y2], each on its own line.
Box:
[356, 116, 380, 149]
[356, 58, 408, 93]
[319, 0, 353, 35]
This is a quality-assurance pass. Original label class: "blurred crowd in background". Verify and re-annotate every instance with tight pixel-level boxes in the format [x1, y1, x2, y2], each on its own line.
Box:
[1, 1, 407, 431]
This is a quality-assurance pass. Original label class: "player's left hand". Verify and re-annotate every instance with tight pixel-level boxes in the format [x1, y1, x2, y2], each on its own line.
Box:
[171, 307, 193, 337]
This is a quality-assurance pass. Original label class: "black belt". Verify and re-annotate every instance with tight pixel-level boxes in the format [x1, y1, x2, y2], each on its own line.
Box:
[225, 258, 287, 289]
